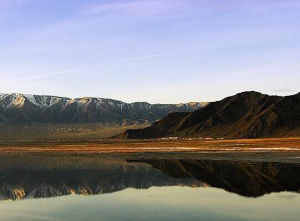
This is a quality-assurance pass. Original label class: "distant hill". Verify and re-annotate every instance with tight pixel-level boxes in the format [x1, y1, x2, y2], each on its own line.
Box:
[120, 91, 300, 139]
[0, 93, 207, 124]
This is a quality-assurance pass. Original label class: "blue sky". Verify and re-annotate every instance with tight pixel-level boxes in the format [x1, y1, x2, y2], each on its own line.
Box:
[0, 0, 299, 103]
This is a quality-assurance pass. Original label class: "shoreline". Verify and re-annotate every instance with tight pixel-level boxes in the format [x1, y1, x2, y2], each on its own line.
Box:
[0, 137, 300, 154]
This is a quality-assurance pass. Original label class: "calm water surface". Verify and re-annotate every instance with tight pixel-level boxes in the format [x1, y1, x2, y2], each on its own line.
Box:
[0, 153, 299, 221]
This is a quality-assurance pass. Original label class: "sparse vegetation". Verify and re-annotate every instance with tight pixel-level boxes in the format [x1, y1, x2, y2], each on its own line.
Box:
[0, 122, 150, 143]
[0, 137, 300, 154]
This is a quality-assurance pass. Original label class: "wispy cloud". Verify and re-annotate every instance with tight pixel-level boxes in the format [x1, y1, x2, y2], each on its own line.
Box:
[83, 0, 191, 18]
[1, 0, 299, 101]
[82, 0, 300, 19]
[0, 0, 36, 9]
[248, 1, 300, 10]
[2, 48, 197, 82]
[2, 70, 70, 82]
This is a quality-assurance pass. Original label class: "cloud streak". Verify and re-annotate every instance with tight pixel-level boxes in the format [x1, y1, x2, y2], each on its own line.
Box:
[2, 48, 198, 82]
[83, 0, 190, 18]
[3, 70, 70, 82]
[0, 0, 36, 9]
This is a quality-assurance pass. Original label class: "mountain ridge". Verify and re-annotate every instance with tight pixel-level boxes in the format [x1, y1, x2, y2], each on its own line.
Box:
[119, 91, 300, 139]
[0, 93, 207, 124]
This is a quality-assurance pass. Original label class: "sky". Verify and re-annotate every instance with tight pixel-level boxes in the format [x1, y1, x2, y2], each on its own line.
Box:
[0, 0, 299, 103]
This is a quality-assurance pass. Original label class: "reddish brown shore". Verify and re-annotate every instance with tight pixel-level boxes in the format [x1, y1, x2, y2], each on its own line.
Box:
[0, 137, 300, 154]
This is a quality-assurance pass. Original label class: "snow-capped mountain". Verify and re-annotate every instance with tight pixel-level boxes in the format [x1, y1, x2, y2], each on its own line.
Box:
[0, 93, 207, 124]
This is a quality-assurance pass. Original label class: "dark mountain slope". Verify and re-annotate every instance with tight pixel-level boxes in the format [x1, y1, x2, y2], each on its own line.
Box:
[120, 91, 300, 139]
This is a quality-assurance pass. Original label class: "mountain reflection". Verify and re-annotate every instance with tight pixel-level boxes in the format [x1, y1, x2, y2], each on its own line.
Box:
[140, 159, 300, 197]
[0, 154, 300, 200]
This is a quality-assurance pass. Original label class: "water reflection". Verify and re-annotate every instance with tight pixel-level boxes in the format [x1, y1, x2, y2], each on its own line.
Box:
[0, 154, 300, 200]
[140, 159, 300, 197]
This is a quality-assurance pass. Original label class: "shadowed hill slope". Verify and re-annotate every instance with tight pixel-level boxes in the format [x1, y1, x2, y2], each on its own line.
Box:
[120, 91, 300, 139]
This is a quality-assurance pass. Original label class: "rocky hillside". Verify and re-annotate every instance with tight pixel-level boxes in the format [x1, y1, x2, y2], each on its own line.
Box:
[120, 91, 300, 139]
[0, 93, 207, 124]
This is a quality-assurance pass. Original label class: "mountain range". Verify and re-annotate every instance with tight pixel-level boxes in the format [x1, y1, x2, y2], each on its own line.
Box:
[0, 93, 207, 124]
[120, 91, 300, 139]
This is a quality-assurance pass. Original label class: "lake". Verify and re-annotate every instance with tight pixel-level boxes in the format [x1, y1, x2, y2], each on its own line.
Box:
[0, 153, 299, 221]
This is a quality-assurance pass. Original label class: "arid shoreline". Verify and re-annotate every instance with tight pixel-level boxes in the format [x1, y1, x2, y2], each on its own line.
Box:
[0, 137, 300, 154]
